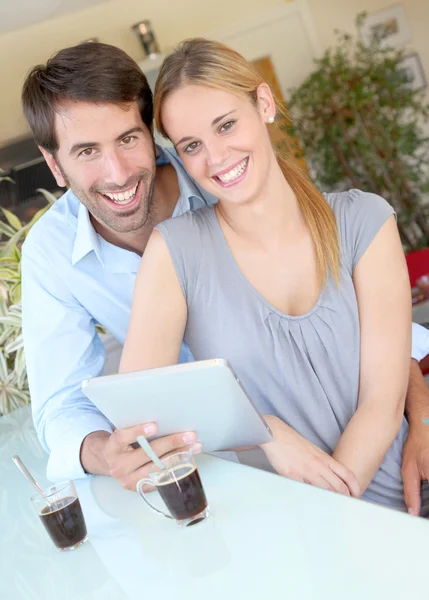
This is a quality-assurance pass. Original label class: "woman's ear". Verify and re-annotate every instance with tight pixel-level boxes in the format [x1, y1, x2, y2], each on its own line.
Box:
[256, 83, 276, 124]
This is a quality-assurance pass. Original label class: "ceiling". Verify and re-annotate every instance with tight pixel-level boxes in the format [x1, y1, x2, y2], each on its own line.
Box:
[0, 0, 113, 35]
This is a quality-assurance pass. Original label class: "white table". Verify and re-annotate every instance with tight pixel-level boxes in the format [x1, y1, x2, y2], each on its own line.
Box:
[2, 406, 429, 600]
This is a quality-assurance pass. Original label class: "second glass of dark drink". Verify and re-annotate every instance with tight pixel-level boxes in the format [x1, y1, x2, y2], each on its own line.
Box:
[136, 451, 209, 527]
[31, 480, 88, 551]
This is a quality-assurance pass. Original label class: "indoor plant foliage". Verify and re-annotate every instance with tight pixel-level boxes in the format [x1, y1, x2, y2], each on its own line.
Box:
[288, 14, 429, 251]
[0, 189, 56, 415]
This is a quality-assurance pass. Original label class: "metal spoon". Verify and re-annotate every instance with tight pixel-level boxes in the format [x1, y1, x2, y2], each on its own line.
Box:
[136, 436, 166, 471]
[12, 455, 53, 507]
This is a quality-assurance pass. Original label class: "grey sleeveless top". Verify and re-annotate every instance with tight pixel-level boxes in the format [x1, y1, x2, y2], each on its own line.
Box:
[156, 189, 429, 513]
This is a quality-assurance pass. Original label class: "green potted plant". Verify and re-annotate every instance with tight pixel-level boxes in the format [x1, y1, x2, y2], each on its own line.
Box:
[287, 14, 429, 251]
[0, 188, 56, 415]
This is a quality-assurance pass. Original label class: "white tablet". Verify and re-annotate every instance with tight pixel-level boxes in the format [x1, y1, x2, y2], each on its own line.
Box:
[81, 358, 272, 452]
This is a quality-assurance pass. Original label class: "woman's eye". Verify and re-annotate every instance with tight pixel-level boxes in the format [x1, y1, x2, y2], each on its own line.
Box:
[183, 141, 200, 154]
[219, 120, 235, 132]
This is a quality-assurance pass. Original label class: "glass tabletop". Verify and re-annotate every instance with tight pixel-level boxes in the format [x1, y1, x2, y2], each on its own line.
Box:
[2, 406, 429, 600]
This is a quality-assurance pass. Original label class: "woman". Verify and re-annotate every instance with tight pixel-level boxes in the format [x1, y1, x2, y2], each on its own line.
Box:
[120, 38, 428, 513]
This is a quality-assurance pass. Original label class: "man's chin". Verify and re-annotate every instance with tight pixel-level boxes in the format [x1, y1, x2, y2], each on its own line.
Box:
[104, 208, 149, 233]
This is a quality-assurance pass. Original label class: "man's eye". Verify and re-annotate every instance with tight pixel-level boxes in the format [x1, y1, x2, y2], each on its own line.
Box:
[80, 148, 95, 157]
[219, 120, 235, 132]
[122, 136, 136, 145]
[183, 141, 200, 154]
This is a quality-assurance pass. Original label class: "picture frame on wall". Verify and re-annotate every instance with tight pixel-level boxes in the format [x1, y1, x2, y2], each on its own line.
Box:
[398, 53, 427, 92]
[359, 4, 411, 48]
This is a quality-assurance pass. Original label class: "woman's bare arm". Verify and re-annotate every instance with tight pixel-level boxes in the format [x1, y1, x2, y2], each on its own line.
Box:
[333, 216, 411, 493]
[120, 230, 187, 373]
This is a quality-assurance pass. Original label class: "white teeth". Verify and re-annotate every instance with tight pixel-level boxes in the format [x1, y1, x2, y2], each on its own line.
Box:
[103, 183, 138, 204]
[216, 158, 248, 183]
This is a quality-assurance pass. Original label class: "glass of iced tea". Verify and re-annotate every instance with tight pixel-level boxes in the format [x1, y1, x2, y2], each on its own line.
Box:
[136, 450, 209, 527]
[31, 481, 87, 551]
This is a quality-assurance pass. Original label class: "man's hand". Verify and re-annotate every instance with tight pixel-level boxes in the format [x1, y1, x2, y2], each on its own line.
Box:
[402, 421, 429, 515]
[81, 423, 201, 490]
[261, 415, 361, 497]
[403, 359, 429, 515]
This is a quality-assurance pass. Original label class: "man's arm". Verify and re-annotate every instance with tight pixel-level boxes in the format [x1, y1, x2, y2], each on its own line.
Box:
[405, 358, 429, 423]
[402, 323, 429, 514]
[22, 238, 113, 481]
[22, 234, 200, 488]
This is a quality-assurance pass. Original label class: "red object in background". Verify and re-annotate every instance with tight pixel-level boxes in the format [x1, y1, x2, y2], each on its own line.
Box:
[406, 248, 429, 288]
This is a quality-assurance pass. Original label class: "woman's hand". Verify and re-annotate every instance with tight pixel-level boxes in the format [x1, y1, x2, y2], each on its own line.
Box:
[261, 415, 361, 497]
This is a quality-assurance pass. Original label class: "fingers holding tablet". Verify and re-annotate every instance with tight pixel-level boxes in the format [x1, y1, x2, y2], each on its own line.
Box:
[105, 423, 201, 491]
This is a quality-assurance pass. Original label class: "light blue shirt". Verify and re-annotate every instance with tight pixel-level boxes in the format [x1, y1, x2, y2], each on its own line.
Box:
[22, 146, 217, 482]
[411, 322, 429, 362]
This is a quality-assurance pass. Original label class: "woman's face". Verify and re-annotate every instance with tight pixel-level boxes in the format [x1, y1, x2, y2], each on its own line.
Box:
[161, 84, 276, 206]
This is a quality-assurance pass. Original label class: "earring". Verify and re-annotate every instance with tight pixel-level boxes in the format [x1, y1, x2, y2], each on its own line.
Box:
[267, 116, 275, 124]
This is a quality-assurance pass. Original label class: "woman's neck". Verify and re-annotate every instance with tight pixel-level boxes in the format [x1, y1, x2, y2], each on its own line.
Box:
[215, 158, 304, 246]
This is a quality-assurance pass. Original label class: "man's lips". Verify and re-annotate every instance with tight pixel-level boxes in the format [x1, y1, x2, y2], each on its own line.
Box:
[97, 179, 142, 210]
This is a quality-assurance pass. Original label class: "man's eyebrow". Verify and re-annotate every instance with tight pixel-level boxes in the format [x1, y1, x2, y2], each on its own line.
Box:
[175, 110, 238, 147]
[69, 126, 144, 156]
[115, 126, 144, 141]
[69, 140, 97, 156]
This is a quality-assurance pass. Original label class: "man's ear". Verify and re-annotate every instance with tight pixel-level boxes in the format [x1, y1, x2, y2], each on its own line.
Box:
[38, 147, 67, 187]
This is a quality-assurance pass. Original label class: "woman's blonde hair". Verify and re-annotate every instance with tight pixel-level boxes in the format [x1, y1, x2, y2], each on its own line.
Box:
[154, 38, 340, 285]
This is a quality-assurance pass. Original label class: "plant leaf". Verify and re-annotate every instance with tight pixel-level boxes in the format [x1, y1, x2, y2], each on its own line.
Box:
[1, 208, 22, 232]
[0, 229, 26, 257]
[5, 333, 23, 354]
[36, 188, 58, 205]
[0, 349, 8, 380]
[0, 221, 16, 238]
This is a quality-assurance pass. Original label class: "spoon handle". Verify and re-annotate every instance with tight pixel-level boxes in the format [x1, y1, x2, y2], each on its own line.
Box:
[136, 436, 165, 471]
[12, 455, 51, 503]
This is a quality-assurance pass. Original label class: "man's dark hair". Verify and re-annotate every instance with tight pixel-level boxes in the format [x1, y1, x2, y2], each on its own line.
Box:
[22, 42, 153, 154]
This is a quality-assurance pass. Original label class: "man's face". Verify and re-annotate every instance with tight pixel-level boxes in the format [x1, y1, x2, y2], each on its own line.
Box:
[42, 100, 156, 234]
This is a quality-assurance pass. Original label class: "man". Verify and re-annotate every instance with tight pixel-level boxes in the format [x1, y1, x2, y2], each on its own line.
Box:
[21, 43, 214, 490]
[21, 42, 429, 514]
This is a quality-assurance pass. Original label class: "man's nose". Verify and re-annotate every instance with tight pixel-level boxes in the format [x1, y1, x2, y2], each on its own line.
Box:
[102, 151, 133, 188]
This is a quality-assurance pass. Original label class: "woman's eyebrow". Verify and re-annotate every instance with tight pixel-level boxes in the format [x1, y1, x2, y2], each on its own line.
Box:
[175, 110, 238, 146]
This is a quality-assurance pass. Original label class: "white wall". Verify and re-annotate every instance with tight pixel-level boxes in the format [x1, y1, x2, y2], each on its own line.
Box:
[0, 0, 428, 146]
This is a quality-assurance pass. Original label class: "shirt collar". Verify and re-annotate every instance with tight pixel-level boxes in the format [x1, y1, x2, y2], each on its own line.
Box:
[71, 199, 103, 266]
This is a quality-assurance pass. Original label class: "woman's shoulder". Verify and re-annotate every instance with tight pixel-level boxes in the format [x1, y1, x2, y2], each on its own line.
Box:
[154, 205, 215, 268]
[323, 188, 395, 242]
[323, 188, 394, 223]
[153, 206, 216, 303]
[156, 204, 214, 237]
[323, 189, 396, 272]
